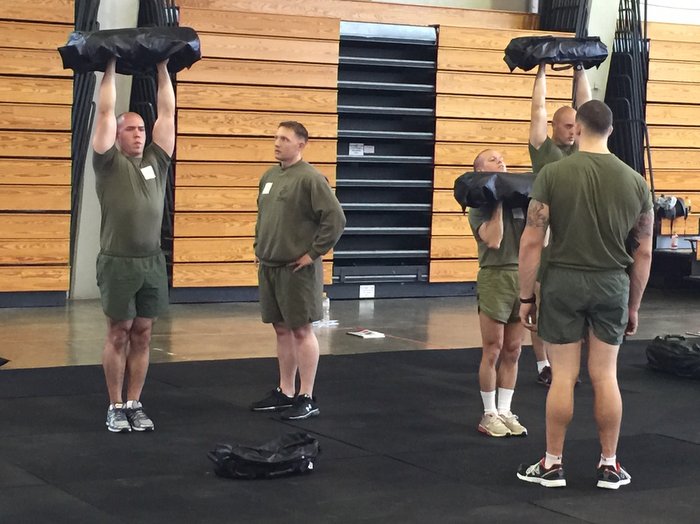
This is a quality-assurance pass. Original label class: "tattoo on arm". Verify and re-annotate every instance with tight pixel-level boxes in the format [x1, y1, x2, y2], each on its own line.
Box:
[628, 209, 654, 252]
[526, 200, 549, 228]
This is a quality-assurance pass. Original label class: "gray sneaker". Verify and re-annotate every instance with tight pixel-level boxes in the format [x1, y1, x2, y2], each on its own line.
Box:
[106, 404, 131, 433]
[124, 400, 155, 432]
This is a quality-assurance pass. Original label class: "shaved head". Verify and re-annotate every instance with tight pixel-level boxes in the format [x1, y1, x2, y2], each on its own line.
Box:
[473, 149, 506, 172]
[551, 106, 577, 147]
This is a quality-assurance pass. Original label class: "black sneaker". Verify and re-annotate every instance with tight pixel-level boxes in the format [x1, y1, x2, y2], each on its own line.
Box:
[517, 458, 567, 488]
[124, 400, 155, 432]
[279, 394, 320, 420]
[250, 387, 294, 412]
[597, 463, 631, 490]
[537, 366, 552, 386]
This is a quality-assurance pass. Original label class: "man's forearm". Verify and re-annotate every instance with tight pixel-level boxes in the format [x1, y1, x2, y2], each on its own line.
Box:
[573, 67, 592, 108]
[628, 249, 651, 312]
[156, 63, 175, 118]
[97, 61, 116, 115]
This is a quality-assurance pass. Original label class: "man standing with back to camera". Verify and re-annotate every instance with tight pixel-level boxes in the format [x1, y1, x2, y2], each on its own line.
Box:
[250, 121, 346, 420]
[516, 100, 653, 489]
[92, 58, 175, 433]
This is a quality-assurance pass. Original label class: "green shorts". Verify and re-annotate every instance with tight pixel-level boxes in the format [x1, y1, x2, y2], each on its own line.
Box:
[258, 258, 323, 329]
[96, 252, 169, 321]
[476, 267, 520, 324]
[539, 266, 629, 345]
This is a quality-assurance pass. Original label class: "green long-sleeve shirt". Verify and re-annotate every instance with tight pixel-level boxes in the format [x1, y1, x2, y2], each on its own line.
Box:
[254, 160, 346, 266]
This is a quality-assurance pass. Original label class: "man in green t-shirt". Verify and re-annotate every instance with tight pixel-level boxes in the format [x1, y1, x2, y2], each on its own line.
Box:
[527, 62, 592, 386]
[516, 100, 653, 490]
[250, 121, 346, 420]
[92, 58, 175, 433]
[467, 149, 528, 438]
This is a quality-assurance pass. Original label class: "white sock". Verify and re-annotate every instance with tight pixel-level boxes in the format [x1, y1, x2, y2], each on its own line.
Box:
[497, 387, 514, 415]
[599, 454, 616, 467]
[125, 400, 139, 409]
[110, 403, 123, 409]
[480, 390, 497, 414]
[537, 360, 551, 373]
[544, 452, 562, 469]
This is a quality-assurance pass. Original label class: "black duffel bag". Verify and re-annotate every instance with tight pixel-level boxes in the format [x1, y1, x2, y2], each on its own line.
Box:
[646, 335, 700, 380]
[208, 432, 320, 480]
[58, 26, 201, 74]
[453, 171, 535, 212]
[504, 35, 608, 72]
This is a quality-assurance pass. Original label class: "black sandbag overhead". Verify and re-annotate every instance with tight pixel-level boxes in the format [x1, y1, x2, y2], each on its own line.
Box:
[504, 36, 608, 72]
[453, 172, 536, 212]
[58, 26, 201, 74]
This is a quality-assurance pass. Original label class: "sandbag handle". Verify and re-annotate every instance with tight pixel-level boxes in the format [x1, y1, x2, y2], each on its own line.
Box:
[661, 334, 686, 342]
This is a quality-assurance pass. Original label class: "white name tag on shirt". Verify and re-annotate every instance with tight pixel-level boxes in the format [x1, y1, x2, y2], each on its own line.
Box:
[512, 208, 525, 220]
[262, 182, 273, 194]
[140, 165, 156, 180]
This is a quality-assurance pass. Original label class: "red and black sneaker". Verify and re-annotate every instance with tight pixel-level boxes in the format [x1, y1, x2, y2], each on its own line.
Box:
[597, 463, 631, 490]
[517, 458, 567, 488]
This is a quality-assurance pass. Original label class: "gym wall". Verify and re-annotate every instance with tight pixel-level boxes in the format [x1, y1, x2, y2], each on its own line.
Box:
[0, 0, 73, 302]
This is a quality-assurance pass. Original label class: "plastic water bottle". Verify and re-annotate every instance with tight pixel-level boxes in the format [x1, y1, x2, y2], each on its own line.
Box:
[322, 292, 331, 323]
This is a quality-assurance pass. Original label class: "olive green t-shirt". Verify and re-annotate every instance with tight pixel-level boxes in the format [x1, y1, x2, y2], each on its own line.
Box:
[93, 143, 171, 256]
[468, 205, 526, 269]
[529, 136, 577, 175]
[531, 152, 653, 271]
[254, 160, 346, 266]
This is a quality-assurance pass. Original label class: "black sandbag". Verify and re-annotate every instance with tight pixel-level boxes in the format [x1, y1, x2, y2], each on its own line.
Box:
[504, 35, 608, 72]
[454, 171, 536, 212]
[58, 26, 201, 74]
[646, 335, 700, 380]
[208, 432, 320, 480]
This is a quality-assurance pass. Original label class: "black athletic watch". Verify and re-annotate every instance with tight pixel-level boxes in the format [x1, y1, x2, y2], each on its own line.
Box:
[520, 295, 536, 304]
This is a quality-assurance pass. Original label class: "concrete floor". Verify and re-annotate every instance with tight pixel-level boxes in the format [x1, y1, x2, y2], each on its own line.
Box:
[0, 286, 698, 370]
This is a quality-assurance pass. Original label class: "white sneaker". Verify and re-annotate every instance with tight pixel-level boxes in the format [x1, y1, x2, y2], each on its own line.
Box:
[478, 412, 511, 437]
[499, 411, 528, 436]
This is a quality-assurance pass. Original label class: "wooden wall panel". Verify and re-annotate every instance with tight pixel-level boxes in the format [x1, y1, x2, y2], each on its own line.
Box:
[178, 59, 338, 88]
[177, 84, 337, 112]
[173, 261, 333, 287]
[429, 259, 479, 282]
[436, 119, 530, 144]
[0, 185, 71, 211]
[433, 190, 463, 213]
[0, 49, 68, 77]
[178, 110, 338, 137]
[0, 239, 69, 264]
[0, 104, 71, 131]
[646, 103, 700, 126]
[0, 214, 70, 239]
[0, 160, 71, 185]
[652, 171, 700, 192]
[176, 162, 336, 187]
[1, 0, 73, 23]
[176, 188, 259, 212]
[177, 137, 337, 163]
[177, 0, 537, 30]
[200, 34, 339, 64]
[0, 6, 72, 294]
[0, 77, 73, 105]
[175, 213, 258, 238]
[437, 95, 562, 120]
[437, 71, 572, 99]
[435, 143, 530, 167]
[430, 236, 478, 259]
[181, 9, 339, 40]
[174, 238, 254, 263]
[649, 40, 700, 63]
[647, 21, 700, 43]
[0, 131, 71, 158]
